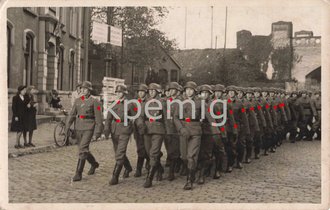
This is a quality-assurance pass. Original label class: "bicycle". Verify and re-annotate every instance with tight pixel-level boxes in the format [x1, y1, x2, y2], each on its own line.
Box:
[53, 109, 75, 147]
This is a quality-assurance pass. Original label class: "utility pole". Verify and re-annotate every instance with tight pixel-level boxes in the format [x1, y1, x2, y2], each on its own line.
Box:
[211, 6, 214, 48]
[223, 6, 228, 84]
[184, 7, 187, 49]
[105, 7, 113, 77]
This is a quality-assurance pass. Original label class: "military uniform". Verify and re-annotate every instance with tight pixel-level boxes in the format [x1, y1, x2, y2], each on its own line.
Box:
[65, 81, 102, 182]
[133, 84, 149, 177]
[287, 91, 304, 143]
[174, 81, 202, 190]
[104, 85, 135, 185]
[164, 82, 181, 181]
[260, 88, 274, 155]
[297, 91, 314, 140]
[311, 92, 321, 140]
[139, 83, 166, 188]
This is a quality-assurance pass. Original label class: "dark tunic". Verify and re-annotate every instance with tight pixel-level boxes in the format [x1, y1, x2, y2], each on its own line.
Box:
[11, 94, 28, 132]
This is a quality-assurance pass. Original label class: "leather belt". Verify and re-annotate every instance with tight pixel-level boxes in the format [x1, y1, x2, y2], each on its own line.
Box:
[78, 115, 95, 119]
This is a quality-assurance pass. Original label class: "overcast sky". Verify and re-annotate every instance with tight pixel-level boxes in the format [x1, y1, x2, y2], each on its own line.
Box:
[157, 6, 321, 49]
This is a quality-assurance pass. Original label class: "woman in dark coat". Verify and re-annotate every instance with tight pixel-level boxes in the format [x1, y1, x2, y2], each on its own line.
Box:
[23, 86, 38, 147]
[11, 85, 28, 149]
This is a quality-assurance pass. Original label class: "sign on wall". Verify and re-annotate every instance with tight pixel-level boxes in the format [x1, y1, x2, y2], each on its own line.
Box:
[91, 21, 122, 46]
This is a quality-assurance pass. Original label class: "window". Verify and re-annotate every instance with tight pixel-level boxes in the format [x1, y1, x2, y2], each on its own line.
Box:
[87, 62, 92, 81]
[170, 70, 178, 82]
[23, 7, 38, 16]
[57, 47, 64, 90]
[69, 8, 77, 37]
[24, 34, 34, 86]
[69, 50, 75, 90]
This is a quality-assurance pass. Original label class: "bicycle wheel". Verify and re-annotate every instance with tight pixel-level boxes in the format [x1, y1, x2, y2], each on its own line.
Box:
[54, 122, 68, 147]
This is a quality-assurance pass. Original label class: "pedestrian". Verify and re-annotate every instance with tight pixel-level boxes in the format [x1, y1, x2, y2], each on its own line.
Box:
[71, 82, 82, 107]
[173, 81, 202, 190]
[65, 81, 102, 182]
[11, 85, 28, 149]
[49, 89, 63, 109]
[105, 85, 135, 185]
[132, 84, 149, 177]
[23, 86, 38, 147]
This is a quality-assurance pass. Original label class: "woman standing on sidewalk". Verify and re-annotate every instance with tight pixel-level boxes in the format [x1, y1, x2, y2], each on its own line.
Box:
[23, 86, 38, 147]
[11, 85, 28, 149]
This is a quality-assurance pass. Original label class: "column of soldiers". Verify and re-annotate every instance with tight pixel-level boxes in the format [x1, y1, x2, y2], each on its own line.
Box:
[66, 81, 321, 190]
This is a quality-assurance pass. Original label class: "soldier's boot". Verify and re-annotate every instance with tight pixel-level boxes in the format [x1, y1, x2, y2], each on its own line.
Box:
[254, 147, 260, 159]
[109, 163, 123, 185]
[183, 169, 195, 190]
[134, 157, 145, 177]
[180, 160, 188, 176]
[226, 155, 233, 173]
[204, 160, 213, 177]
[86, 153, 99, 175]
[196, 162, 205, 185]
[123, 157, 133, 178]
[245, 147, 252, 164]
[316, 130, 321, 140]
[167, 159, 176, 181]
[174, 158, 182, 173]
[145, 157, 151, 170]
[156, 163, 164, 181]
[72, 158, 86, 182]
[213, 156, 223, 179]
[165, 157, 170, 167]
[143, 165, 158, 188]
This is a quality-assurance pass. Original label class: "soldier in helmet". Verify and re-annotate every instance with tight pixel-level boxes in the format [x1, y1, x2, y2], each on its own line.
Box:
[234, 86, 250, 168]
[163, 82, 181, 181]
[279, 89, 291, 142]
[297, 90, 315, 140]
[252, 87, 267, 159]
[260, 87, 274, 155]
[287, 91, 304, 143]
[311, 90, 321, 140]
[104, 85, 135, 185]
[132, 84, 149, 177]
[139, 83, 166, 188]
[173, 81, 202, 190]
[244, 87, 261, 162]
[268, 88, 279, 152]
[65, 81, 103, 182]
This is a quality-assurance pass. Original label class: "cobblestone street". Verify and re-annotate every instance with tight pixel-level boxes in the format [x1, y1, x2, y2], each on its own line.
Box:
[8, 138, 321, 203]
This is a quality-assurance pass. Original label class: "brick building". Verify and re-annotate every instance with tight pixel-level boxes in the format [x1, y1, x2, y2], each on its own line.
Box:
[7, 7, 90, 116]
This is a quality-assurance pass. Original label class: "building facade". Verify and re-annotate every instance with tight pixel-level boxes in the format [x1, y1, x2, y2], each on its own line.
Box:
[7, 7, 90, 115]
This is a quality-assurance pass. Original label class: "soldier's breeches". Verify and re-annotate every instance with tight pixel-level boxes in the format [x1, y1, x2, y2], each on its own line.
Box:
[144, 134, 163, 167]
[179, 135, 188, 161]
[253, 131, 262, 154]
[134, 133, 147, 158]
[187, 135, 201, 170]
[76, 130, 94, 159]
[199, 135, 214, 162]
[165, 135, 180, 160]
[237, 132, 247, 162]
[225, 132, 237, 167]
[112, 134, 130, 165]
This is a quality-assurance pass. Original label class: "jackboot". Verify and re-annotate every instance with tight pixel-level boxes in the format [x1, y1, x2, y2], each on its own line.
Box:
[174, 158, 182, 173]
[213, 156, 223, 179]
[156, 163, 164, 181]
[183, 169, 195, 190]
[123, 157, 133, 178]
[109, 164, 123, 185]
[134, 157, 145, 177]
[204, 160, 213, 177]
[180, 160, 188, 176]
[245, 147, 252, 164]
[167, 159, 176, 181]
[197, 166, 206, 185]
[86, 153, 99, 175]
[144, 165, 158, 188]
[72, 159, 86, 182]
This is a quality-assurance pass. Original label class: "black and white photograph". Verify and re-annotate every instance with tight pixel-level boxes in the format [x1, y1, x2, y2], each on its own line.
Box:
[1, 0, 329, 209]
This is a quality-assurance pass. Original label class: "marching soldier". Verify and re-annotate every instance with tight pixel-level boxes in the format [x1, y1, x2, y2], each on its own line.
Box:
[311, 90, 321, 140]
[132, 84, 149, 177]
[297, 90, 314, 140]
[276, 89, 288, 146]
[173, 81, 202, 190]
[268, 88, 279, 152]
[260, 87, 274, 155]
[225, 85, 239, 172]
[164, 82, 181, 181]
[65, 81, 102, 182]
[234, 86, 250, 168]
[252, 87, 267, 159]
[244, 87, 261, 162]
[104, 85, 135, 185]
[287, 91, 304, 143]
[140, 83, 166, 188]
